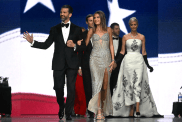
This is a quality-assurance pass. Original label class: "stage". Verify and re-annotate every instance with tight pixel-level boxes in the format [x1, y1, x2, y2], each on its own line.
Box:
[0, 115, 181, 122]
[0, 0, 182, 121]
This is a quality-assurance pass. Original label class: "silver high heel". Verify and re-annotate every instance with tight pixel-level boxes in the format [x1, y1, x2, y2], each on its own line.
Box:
[95, 108, 105, 120]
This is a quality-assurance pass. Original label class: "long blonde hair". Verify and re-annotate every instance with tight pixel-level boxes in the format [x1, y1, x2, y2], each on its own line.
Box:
[93, 11, 107, 33]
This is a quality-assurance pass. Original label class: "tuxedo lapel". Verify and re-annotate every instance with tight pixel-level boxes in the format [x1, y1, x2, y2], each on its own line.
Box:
[116, 37, 122, 57]
[68, 23, 75, 41]
[57, 23, 65, 44]
[89, 40, 93, 49]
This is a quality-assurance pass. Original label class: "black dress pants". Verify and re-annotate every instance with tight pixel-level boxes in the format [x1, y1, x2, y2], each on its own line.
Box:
[82, 68, 93, 115]
[110, 66, 120, 96]
[0, 87, 11, 115]
[54, 65, 77, 116]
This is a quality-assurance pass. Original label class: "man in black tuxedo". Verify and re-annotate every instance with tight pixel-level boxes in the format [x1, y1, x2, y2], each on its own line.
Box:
[77, 14, 94, 118]
[110, 23, 123, 96]
[23, 5, 82, 120]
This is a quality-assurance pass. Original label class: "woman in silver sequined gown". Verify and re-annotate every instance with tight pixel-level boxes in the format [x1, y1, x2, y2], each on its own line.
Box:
[112, 17, 160, 117]
[85, 11, 115, 119]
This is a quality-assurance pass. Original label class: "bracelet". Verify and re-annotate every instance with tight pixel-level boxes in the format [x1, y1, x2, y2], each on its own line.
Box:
[112, 59, 115, 62]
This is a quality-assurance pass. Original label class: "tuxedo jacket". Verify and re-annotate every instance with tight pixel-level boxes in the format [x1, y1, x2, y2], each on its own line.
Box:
[113, 37, 123, 71]
[78, 30, 93, 69]
[32, 23, 82, 70]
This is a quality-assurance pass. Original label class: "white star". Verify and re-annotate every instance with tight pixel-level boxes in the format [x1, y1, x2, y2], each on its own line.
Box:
[107, 0, 136, 34]
[24, 0, 55, 13]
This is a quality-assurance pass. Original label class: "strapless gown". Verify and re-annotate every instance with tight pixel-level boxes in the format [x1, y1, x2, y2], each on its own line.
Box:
[112, 39, 160, 117]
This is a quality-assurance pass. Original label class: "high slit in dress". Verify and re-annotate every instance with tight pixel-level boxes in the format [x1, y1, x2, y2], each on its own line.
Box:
[88, 33, 113, 116]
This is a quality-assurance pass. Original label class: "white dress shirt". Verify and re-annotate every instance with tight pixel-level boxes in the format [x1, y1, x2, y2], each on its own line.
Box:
[61, 21, 77, 51]
[113, 36, 119, 56]
[61, 21, 71, 44]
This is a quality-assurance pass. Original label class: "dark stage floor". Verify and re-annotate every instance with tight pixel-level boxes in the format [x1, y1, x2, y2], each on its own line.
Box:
[0, 115, 181, 122]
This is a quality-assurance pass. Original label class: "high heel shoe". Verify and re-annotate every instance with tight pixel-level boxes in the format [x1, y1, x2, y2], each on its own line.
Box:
[96, 114, 105, 120]
[136, 112, 140, 117]
[95, 108, 105, 120]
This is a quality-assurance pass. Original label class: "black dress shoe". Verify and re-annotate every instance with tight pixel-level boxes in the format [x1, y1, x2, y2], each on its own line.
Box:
[88, 114, 94, 118]
[71, 109, 77, 117]
[136, 112, 140, 117]
[66, 115, 72, 120]
[58, 109, 64, 120]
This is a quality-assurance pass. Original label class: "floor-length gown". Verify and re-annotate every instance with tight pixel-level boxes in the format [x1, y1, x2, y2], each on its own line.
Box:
[74, 74, 86, 115]
[112, 39, 160, 117]
[88, 33, 113, 116]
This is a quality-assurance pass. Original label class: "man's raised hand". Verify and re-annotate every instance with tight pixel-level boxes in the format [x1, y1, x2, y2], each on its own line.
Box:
[23, 31, 33, 44]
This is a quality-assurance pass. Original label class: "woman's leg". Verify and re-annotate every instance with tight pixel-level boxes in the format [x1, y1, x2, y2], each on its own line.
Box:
[97, 68, 108, 119]
[97, 91, 102, 117]
[129, 105, 134, 116]
[101, 68, 108, 112]
[136, 102, 140, 112]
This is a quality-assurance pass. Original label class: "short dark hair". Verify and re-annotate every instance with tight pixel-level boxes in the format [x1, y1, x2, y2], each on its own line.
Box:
[110, 23, 119, 29]
[86, 14, 93, 22]
[61, 5, 73, 13]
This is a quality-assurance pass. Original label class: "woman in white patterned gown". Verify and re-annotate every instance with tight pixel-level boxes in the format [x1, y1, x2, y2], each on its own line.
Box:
[85, 11, 115, 120]
[112, 17, 160, 117]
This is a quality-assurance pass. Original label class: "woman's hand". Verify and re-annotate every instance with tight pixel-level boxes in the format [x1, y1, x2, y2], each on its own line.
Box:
[113, 62, 117, 70]
[109, 61, 115, 72]
[148, 66, 154, 72]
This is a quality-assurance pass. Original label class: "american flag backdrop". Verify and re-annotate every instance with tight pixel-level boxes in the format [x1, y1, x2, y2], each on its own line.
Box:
[0, 0, 182, 116]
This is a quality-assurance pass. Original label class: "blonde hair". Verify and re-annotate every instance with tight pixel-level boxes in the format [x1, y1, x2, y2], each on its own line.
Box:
[129, 17, 138, 25]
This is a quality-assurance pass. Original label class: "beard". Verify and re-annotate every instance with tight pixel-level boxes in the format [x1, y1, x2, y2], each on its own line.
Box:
[88, 25, 93, 29]
[113, 32, 119, 37]
[60, 15, 69, 22]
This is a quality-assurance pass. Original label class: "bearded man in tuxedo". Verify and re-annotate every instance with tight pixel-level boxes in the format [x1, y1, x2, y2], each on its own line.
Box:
[23, 5, 83, 120]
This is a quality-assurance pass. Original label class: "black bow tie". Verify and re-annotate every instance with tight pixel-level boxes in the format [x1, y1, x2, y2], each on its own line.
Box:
[61, 23, 69, 28]
[113, 37, 119, 40]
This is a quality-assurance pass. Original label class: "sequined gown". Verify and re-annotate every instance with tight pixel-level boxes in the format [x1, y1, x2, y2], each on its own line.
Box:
[88, 33, 113, 116]
[112, 39, 160, 117]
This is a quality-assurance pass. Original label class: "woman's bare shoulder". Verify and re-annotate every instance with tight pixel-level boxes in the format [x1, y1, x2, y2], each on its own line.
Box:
[137, 33, 144, 37]
[107, 27, 112, 32]
[123, 34, 130, 40]
[138, 33, 145, 41]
